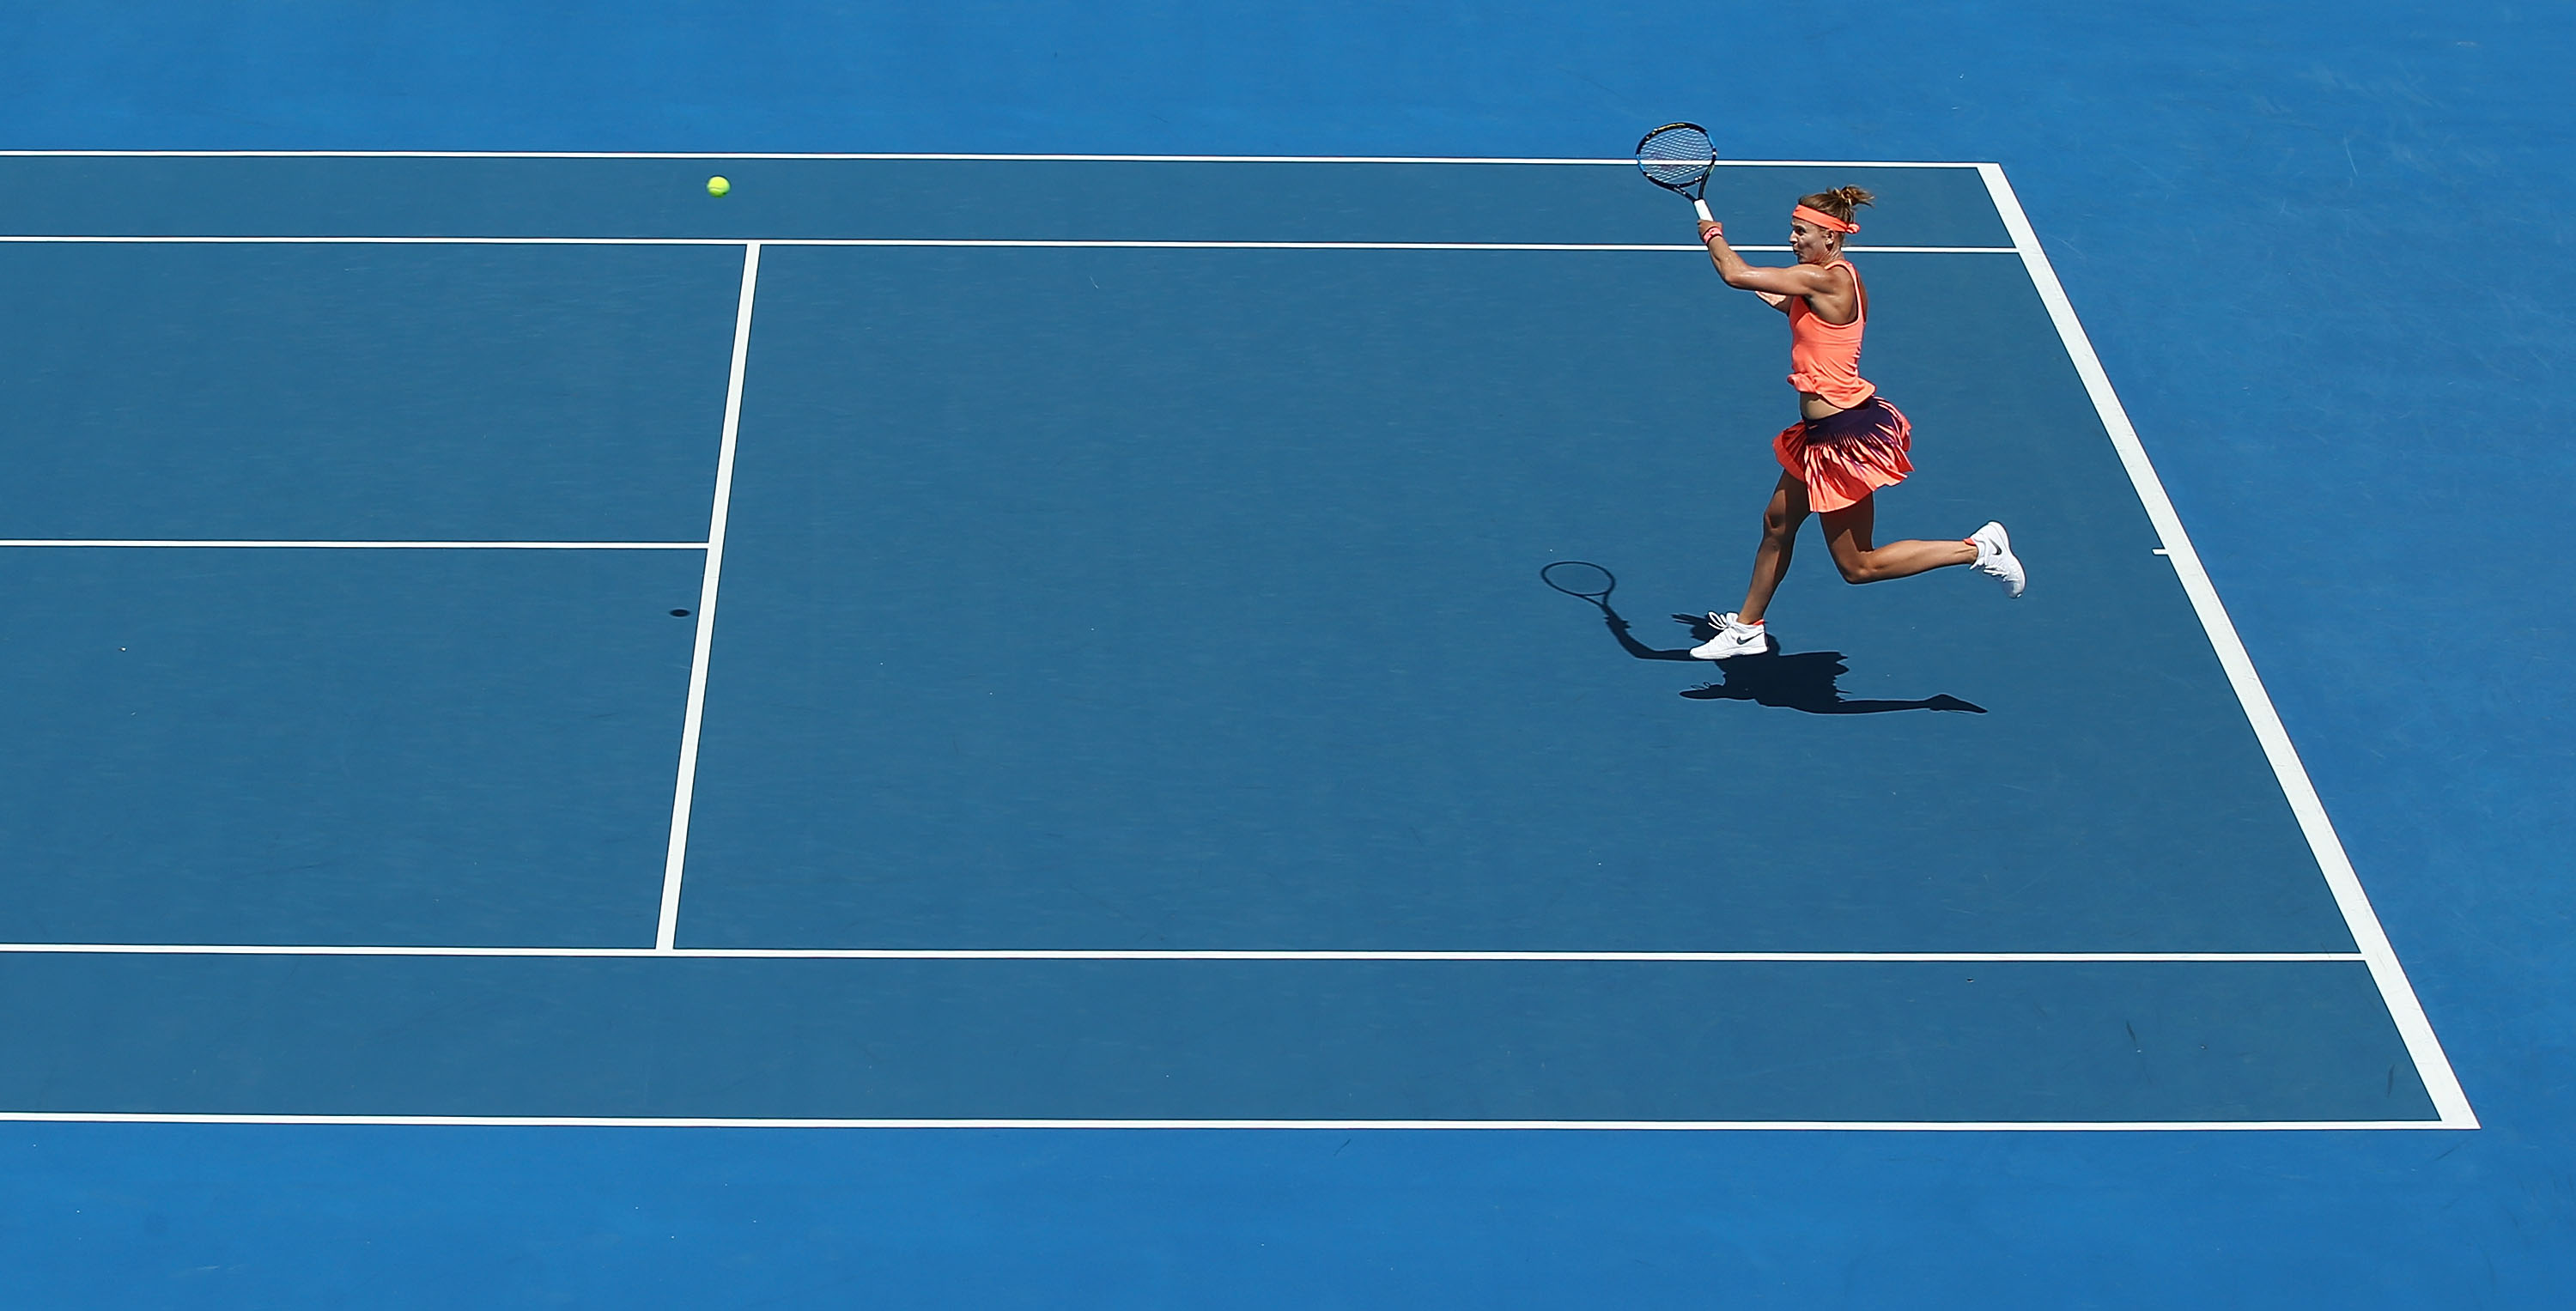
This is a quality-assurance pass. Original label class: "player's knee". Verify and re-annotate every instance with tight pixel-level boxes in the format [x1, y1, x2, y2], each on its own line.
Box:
[1761, 509, 1798, 539]
[1835, 559, 1877, 585]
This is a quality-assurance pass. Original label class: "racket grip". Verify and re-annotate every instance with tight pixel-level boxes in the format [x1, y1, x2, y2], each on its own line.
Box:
[1692, 198, 1714, 223]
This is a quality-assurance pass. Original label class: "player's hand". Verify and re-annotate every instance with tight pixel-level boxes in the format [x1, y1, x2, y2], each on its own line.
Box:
[1698, 220, 1723, 244]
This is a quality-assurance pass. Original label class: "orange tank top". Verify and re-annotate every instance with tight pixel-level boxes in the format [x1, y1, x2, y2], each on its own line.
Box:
[1785, 259, 1874, 409]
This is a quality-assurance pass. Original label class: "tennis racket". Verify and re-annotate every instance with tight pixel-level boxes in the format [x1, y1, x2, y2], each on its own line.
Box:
[1635, 122, 1718, 222]
[1541, 561, 1619, 616]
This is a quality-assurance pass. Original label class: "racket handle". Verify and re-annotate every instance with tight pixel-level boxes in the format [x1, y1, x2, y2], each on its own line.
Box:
[1692, 198, 1714, 223]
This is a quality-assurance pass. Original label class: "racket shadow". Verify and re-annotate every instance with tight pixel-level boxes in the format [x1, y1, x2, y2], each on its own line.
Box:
[1591, 606, 1985, 715]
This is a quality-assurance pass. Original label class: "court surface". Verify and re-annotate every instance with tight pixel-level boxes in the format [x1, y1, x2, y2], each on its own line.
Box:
[0, 154, 2466, 1129]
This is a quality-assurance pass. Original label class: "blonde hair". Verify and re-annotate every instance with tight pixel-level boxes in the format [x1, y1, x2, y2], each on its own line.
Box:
[1795, 186, 1877, 225]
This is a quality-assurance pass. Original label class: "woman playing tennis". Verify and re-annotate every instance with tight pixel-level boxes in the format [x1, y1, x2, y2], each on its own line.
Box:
[1687, 185, 2023, 660]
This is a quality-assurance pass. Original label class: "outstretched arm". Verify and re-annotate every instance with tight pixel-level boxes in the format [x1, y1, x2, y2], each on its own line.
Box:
[1698, 220, 1839, 307]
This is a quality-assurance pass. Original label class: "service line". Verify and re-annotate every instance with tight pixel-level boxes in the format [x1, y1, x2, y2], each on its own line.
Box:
[0, 539, 705, 549]
[0, 234, 2014, 253]
[0, 943, 2366, 962]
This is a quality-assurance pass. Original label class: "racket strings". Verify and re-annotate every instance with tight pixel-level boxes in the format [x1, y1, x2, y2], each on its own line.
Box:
[1636, 124, 1716, 190]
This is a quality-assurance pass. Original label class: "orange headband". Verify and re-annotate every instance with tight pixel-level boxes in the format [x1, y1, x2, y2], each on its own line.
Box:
[1793, 204, 1858, 234]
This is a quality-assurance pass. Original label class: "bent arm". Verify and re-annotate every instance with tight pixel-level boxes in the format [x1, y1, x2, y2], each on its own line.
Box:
[1698, 221, 1841, 303]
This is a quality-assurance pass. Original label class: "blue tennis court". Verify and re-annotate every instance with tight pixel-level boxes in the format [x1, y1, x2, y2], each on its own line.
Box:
[0, 155, 2464, 1129]
[16, 5, 2576, 1303]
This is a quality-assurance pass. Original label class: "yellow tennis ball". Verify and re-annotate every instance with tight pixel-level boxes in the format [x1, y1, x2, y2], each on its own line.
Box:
[706, 176, 731, 197]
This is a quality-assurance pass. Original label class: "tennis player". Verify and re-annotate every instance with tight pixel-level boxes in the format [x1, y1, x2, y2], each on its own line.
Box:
[1688, 186, 2023, 660]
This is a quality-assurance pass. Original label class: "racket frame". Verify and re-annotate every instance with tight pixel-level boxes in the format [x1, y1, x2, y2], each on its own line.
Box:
[1634, 122, 1719, 223]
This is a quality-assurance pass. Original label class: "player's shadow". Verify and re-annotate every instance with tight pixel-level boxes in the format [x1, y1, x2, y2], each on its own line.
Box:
[1597, 607, 1985, 714]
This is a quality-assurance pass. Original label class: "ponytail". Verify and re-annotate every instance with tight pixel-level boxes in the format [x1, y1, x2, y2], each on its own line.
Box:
[1795, 186, 1877, 225]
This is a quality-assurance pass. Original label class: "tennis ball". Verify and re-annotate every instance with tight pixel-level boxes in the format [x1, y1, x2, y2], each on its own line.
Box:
[706, 175, 731, 197]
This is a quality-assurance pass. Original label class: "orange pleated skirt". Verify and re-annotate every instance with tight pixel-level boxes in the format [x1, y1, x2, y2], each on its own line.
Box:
[1773, 395, 1914, 513]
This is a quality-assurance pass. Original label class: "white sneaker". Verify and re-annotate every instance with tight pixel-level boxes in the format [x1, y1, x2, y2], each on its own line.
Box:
[1968, 522, 2025, 598]
[1690, 612, 1772, 659]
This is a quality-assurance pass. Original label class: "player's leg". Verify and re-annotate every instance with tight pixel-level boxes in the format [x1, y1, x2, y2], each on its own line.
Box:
[1739, 472, 1807, 622]
[1693, 473, 1805, 659]
[1819, 495, 1985, 583]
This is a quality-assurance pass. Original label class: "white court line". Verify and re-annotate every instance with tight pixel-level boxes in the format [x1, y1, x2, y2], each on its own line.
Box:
[0, 1114, 2450, 1130]
[0, 160, 2425, 1132]
[655, 242, 760, 951]
[0, 944, 2366, 962]
[0, 235, 2012, 253]
[1978, 163, 2477, 1131]
[0, 539, 704, 549]
[0, 150, 1983, 167]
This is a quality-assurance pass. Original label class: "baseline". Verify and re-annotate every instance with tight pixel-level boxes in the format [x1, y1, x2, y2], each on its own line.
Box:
[0, 1114, 2452, 1132]
[0, 151, 1987, 167]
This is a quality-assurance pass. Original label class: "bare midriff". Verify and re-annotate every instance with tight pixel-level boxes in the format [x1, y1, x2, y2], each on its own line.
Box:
[1798, 391, 1845, 421]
